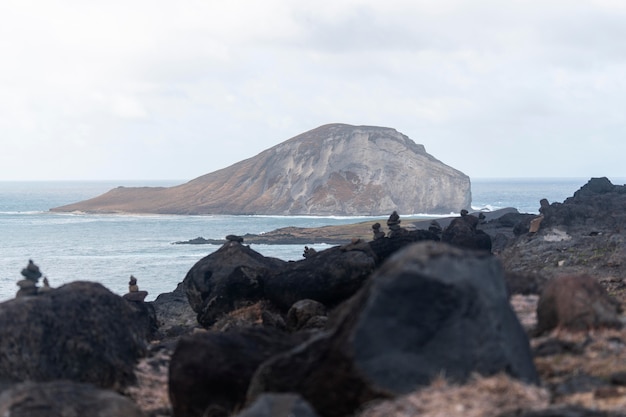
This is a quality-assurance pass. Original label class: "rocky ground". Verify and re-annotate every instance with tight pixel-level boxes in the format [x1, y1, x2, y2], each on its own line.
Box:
[3, 177, 626, 417]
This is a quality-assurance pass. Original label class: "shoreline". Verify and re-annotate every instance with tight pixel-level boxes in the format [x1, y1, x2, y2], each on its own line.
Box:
[173, 208, 521, 246]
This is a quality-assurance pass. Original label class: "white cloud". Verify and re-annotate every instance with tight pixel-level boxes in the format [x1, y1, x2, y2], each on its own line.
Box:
[0, 0, 625, 180]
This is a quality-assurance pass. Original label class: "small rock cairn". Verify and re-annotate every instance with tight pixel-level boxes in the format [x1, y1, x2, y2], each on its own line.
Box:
[16, 259, 52, 297]
[372, 222, 386, 240]
[123, 275, 148, 302]
[386, 211, 407, 238]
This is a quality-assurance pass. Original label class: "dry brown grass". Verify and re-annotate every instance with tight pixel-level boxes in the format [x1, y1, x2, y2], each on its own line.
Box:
[125, 347, 172, 417]
[210, 301, 266, 332]
[533, 327, 626, 412]
[357, 374, 549, 417]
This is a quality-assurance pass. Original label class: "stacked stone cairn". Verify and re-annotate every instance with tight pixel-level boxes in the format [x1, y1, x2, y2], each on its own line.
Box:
[386, 210, 407, 238]
[302, 246, 317, 258]
[16, 259, 50, 297]
[123, 275, 148, 302]
[371, 222, 385, 240]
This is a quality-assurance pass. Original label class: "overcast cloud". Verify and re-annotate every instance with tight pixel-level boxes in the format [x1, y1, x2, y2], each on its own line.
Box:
[1, 1, 625, 181]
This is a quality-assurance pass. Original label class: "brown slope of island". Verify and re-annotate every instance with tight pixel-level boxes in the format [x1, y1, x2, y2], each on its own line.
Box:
[51, 123, 470, 216]
[174, 220, 388, 245]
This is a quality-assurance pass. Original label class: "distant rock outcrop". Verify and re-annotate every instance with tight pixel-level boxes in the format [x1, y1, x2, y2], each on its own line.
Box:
[51, 124, 470, 215]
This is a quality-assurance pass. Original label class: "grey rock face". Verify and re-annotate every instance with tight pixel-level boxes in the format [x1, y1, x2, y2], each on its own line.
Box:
[51, 124, 470, 215]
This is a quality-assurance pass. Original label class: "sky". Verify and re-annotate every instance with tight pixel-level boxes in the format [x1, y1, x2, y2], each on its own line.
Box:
[1, 1, 625, 181]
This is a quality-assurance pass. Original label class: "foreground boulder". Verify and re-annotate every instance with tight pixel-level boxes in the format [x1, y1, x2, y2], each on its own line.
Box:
[0, 281, 147, 389]
[0, 380, 144, 417]
[247, 242, 538, 417]
[168, 327, 307, 417]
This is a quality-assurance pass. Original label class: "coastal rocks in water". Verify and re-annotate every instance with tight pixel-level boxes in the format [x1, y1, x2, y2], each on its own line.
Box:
[0, 380, 144, 417]
[536, 274, 622, 335]
[441, 210, 492, 251]
[168, 326, 307, 417]
[498, 177, 626, 293]
[246, 241, 538, 417]
[0, 281, 147, 389]
[540, 177, 626, 229]
[183, 240, 287, 327]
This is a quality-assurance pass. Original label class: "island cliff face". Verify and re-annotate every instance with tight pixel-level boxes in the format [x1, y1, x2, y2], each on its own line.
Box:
[51, 124, 471, 215]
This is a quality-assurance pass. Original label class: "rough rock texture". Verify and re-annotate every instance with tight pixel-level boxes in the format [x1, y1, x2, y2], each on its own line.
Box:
[535, 274, 622, 335]
[236, 393, 320, 417]
[0, 281, 147, 389]
[168, 327, 307, 417]
[357, 374, 549, 417]
[183, 232, 441, 329]
[262, 243, 376, 310]
[497, 177, 626, 295]
[247, 241, 538, 417]
[0, 380, 144, 417]
[51, 124, 470, 215]
[183, 241, 287, 327]
[150, 282, 199, 343]
[441, 212, 492, 251]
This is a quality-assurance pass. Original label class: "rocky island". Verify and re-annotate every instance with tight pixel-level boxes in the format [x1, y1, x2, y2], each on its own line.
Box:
[51, 124, 470, 216]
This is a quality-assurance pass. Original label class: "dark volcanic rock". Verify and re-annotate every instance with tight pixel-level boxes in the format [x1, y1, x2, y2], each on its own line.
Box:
[247, 241, 538, 417]
[441, 211, 492, 251]
[536, 274, 622, 335]
[541, 177, 626, 229]
[168, 327, 307, 417]
[0, 281, 147, 389]
[498, 177, 626, 292]
[236, 393, 320, 417]
[262, 243, 376, 310]
[0, 380, 144, 417]
[183, 241, 287, 327]
[286, 299, 327, 331]
[150, 282, 198, 342]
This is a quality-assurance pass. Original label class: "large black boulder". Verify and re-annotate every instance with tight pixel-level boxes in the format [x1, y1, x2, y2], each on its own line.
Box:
[183, 241, 287, 327]
[0, 281, 147, 389]
[247, 241, 538, 417]
[168, 327, 308, 417]
[0, 380, 144, 417]
[262, 244, 376, 310]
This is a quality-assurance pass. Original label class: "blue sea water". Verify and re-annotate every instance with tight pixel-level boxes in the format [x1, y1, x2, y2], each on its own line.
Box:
[1, 177, 624, 302]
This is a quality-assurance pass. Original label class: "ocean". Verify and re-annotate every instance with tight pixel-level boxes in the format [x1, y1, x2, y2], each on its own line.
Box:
[1, 177, 623, 302]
